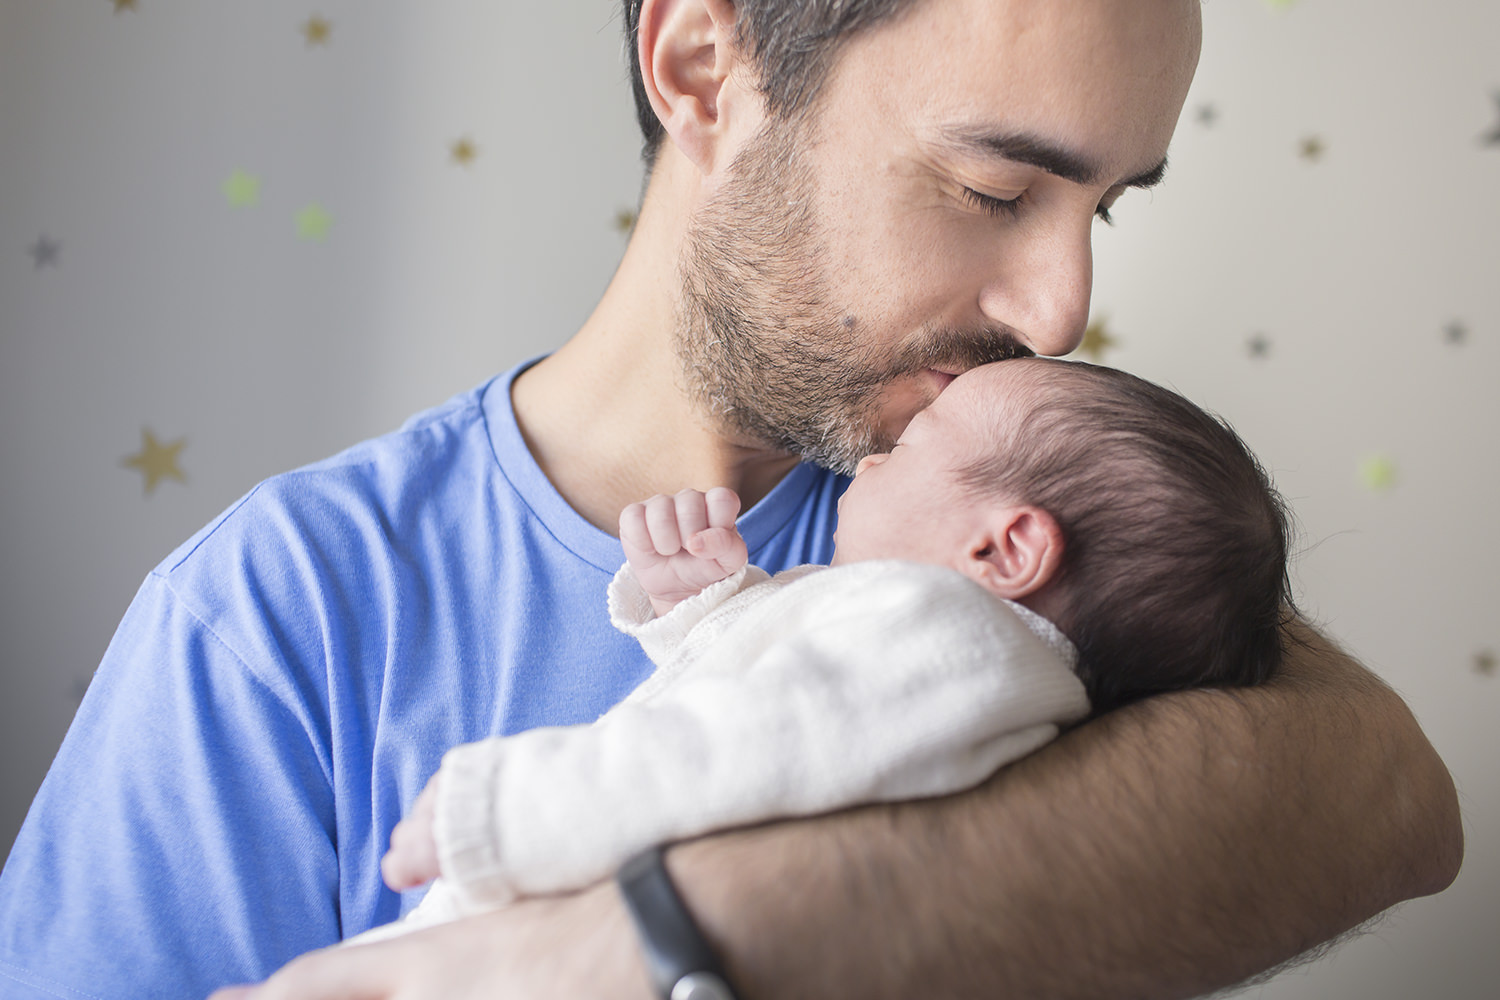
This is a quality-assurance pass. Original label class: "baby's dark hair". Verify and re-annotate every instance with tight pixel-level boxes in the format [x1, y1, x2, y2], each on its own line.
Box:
[962, 359, 1295, 714]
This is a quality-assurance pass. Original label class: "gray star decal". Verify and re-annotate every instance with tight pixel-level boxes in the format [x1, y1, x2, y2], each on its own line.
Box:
[29, 236, 61, 268]
[1483, 93, 1500, 147]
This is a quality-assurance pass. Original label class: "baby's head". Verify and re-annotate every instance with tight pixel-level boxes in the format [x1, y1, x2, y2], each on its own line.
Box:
[832, 357, 1293, 713]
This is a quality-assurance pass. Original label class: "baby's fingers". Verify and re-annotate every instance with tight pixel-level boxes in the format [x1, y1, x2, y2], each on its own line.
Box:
[687, 525, 749, 573]
[381, 823, 433, 891]
[643, 494, 685, 554]
[704, 486, 742, 529]
[619, 502, 656, 558]
[672, 489, 712, 545]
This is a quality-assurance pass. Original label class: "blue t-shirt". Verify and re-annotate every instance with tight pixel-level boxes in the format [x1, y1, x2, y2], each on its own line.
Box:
[0, 361, 848, 999]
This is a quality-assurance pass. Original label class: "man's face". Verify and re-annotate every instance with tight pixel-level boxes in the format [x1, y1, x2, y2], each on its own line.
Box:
[676, 0, 1201, 474]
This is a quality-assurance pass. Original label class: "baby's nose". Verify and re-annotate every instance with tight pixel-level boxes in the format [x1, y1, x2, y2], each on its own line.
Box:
[854, 453, 888, 476]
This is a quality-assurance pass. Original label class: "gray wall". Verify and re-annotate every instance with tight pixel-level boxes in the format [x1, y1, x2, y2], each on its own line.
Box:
[1, 1, 1495, 996]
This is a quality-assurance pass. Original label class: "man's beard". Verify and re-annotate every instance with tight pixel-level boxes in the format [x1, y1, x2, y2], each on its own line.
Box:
[675, 117, 1031, 475]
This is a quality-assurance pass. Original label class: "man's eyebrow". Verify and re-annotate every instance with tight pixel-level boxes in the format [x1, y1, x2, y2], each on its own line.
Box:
[939, 126, 1169, 190]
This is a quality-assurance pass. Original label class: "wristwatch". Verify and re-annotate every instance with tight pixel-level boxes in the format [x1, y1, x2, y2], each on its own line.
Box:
[617, 846, 742, 1000]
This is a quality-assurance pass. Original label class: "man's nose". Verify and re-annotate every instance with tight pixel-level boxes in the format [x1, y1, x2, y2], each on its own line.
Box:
[977, 220, 1094, 358]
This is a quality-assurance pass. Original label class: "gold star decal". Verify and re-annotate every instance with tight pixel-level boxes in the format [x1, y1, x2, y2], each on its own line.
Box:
[1072, 318, 1118, 362]
[112, 0, 139, 13]
[1477, 650, 1497, 677]
[297, 204, 333, 241]
[122, 428, 187, 495]
[450, 138, 478, 166]
[613, 208, 638, 234]
[1358, 454, 1398, 493]
[222, 169, 261, 208]
[302, 16, 331, 47]
[1299, 135, 1326, 162]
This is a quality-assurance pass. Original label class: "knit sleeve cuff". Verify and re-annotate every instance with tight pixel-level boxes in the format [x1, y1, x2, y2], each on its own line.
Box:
[433, 739, 516, 907]
[607, 562, 755, 665]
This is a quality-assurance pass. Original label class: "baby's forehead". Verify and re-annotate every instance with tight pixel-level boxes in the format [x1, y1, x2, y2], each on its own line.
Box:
[959, 359, 1071, 420]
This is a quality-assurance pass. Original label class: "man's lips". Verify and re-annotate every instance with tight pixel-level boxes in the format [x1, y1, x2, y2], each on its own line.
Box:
[927, 369, 959, 393]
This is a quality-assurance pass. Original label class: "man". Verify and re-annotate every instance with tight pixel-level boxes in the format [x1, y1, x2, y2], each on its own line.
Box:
[1, 1, 1461, 998]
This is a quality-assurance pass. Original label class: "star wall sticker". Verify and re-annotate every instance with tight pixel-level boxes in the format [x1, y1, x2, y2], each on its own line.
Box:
[1265, 0, 1299, 9]
[222, 169, 261, 208]
[29, 236, 62, 269]
[1072, 318, 1118, 362]
[1477, 650, 1497, 677]
[1357, 454, 1398, 493]
[450, 137, 478, 166]
[302, 16, 331, 47]
[613, 208, 638, 234]
[1481, 93, 1500, 147]
[122, 428, 187, 495]
[1196, 104, 1218, 128]
[112, 0, 139, 13]
[1299, 135, 1325, 162]
[1247, 332, 1272, 359]
[1444, 320, 1468, 345]
[296, 204, 332, 241]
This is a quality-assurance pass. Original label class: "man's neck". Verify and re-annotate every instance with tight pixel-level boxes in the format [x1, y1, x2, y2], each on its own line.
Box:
[509, 165, 802, 535]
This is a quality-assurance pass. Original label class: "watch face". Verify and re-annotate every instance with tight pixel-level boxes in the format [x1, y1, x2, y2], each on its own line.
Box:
[671, 971, 735, 1000]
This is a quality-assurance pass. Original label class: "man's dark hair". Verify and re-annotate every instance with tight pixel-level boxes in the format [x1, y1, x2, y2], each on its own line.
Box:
[622, 0, 916, 164]
[964, 359, 1296, 715]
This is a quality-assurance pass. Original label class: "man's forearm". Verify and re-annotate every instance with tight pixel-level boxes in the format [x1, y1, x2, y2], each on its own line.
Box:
[665, 623, 1462, 999]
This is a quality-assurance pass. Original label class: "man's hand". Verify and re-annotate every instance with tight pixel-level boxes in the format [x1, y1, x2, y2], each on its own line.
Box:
[619, 487, 747, 617]
[380, 775, 441, 892]
[205, 882, 650, 1000]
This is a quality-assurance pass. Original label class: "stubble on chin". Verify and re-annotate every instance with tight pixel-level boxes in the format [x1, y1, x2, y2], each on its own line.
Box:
[673, 120, 886, 475]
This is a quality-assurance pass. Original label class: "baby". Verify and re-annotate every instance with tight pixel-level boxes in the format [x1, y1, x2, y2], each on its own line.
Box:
[354, 357, 1293, 942]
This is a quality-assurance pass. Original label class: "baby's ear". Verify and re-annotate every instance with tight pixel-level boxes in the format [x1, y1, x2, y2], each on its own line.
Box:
[962, 505, 1064, 600]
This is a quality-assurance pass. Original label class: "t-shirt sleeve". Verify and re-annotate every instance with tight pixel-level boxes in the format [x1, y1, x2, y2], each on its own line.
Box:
[0, 572, 341, 999]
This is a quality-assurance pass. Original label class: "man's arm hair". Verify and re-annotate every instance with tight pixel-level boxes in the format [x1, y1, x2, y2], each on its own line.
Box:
[232, 623, 1461, 1000]
[665, 621, 1462, 999]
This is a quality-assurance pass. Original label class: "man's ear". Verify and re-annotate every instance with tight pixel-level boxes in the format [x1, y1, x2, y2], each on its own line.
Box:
[961, 505, 1065, 601]
[636, 0, 753, 173]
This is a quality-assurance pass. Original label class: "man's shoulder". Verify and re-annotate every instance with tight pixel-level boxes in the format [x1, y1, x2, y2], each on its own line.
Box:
[157, 385, 495, 579]
[138, 384, 514, 666]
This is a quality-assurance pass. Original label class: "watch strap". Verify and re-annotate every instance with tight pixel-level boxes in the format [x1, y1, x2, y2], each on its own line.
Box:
[617, 846, 741, 1000]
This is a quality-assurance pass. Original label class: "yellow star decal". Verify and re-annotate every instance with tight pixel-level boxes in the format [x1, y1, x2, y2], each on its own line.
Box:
[450, 138, 478, 166]
[297, 204, 333, 241]
[303, 16, 331, 46]
[1299, 135, 1325, 162]
[1358, 454, 1398, 492]
[112, 0, 139, 13]
[613, 208, 638, 234]
[1072, 318, 1118, 362]
[122, 428, 187, 495]
[1477, 650, 1497, 677]
[222, 169, 261, 208]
